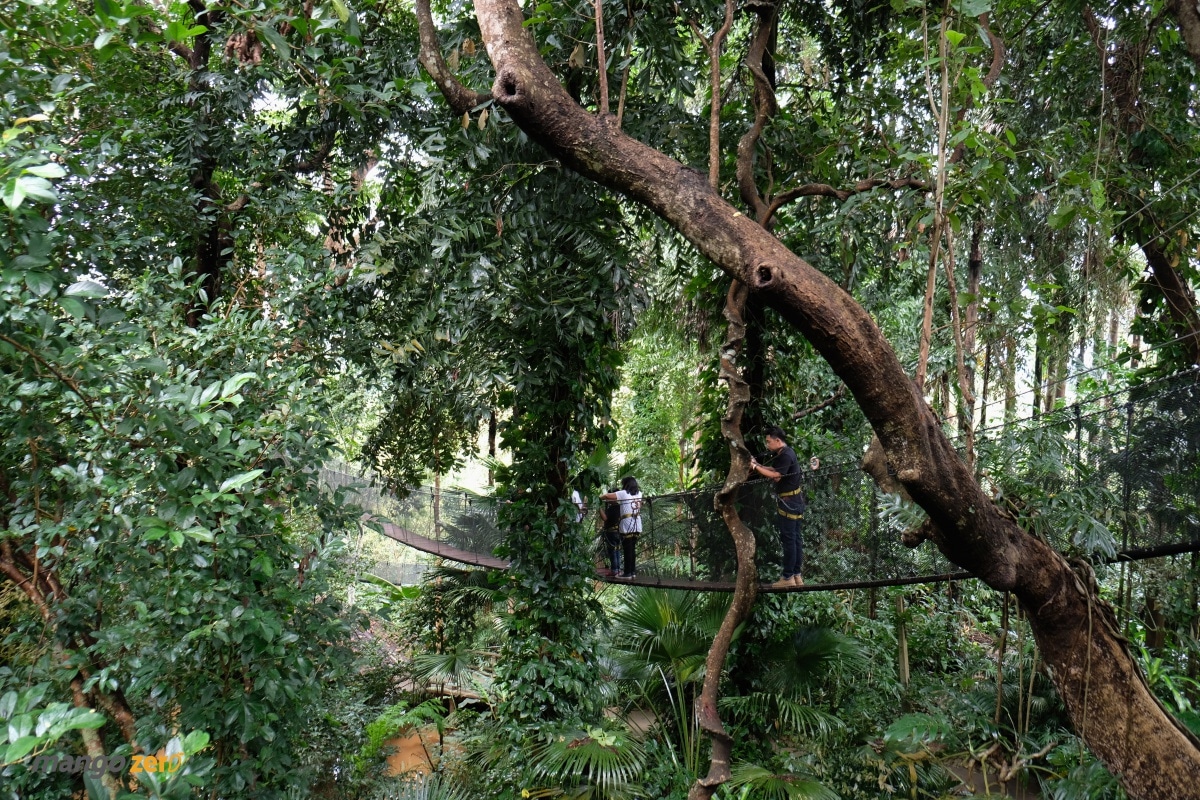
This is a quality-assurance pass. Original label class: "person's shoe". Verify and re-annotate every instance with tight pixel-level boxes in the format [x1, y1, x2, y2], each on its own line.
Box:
[791, 575, 804, 587]
[768, 576, 794, 589]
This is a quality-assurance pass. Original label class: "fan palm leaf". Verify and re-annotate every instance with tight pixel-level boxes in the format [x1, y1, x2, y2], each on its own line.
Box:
[527, 724, 648, 800]
[726, 762, 839, 800]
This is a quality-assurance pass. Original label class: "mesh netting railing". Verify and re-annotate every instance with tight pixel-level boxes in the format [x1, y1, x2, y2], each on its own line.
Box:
[321, 369, 1200, 590]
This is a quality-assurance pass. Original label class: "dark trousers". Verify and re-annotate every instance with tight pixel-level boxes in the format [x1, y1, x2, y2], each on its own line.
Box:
[776, 513, 803, 579]
[622, 534, 638, 576]
[604, 528, 622, 572]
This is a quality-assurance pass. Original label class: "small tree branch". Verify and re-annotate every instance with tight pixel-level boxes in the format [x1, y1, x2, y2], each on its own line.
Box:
[763, 178, 928, 227]
[688, 1, 735, 189]
[615, 39, 631, 128]
[593, 0, 609, 115]
[791, 385, 847, 420]
[0, 333, 114, 436]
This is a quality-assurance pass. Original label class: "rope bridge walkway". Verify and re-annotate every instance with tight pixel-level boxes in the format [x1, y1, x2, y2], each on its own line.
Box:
[321, 370, 1200, 592]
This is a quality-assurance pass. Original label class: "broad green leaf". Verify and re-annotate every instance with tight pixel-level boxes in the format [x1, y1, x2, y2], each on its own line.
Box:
[64, 279, 108, 298]
[57, 296, 89, 320]
[182, 730, 210, 755]
[183, 526, 214, 543]
[16, 176, 57, 204]
[25, 271, 55, 296]
[93, 30, 115, 49]
[257, 23, 290, 59]
[4, 735, 39, 763]
[221, 372, 258, 398]
[144, 527, 168, 541]
[199, 380, 222, 406]
[218, 469, 264, 494]
[2, 177, 25, 210]
[956, 0, 992, 15]
[23, 163, 66, 179]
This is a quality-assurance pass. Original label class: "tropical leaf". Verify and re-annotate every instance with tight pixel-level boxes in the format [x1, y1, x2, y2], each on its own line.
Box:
[726, 762, 840, 800]
[527, 723, 648, 800]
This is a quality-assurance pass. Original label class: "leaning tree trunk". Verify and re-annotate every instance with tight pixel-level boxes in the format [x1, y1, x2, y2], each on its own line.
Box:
[416, 3, 1200, 797]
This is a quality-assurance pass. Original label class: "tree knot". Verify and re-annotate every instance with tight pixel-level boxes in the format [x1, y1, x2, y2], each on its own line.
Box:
[494, 68, 523, 103]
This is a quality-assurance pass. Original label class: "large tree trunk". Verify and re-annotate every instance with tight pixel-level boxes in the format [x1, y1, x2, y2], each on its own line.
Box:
[416, 3, 1200, 797]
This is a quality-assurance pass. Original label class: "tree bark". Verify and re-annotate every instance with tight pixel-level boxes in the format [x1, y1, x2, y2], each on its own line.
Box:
[1170, 0, 1200, 69]
[419, 3, 1200, 797]
[689, 281, 759, 800]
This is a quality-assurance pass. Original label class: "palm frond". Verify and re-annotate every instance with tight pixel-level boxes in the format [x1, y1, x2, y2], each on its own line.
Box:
[411, 643, 489, 684]
[528, 724, 648, 800]
[727, 762, 840, 800]
[377, 773, 472, 800]
[760, 626, 870, 693]
[719, 693, 845, 739]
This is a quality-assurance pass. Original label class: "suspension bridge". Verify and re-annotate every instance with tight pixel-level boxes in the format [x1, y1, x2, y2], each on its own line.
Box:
[321, 370, 1200, 592]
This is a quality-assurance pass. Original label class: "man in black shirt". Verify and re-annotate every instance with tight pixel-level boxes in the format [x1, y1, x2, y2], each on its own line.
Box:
[750, 425, 807, 588]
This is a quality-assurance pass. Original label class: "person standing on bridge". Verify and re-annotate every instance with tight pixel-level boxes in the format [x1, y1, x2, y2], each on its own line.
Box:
[601, 476, 642, 579]
[599, 487, 622, 575]
[750, 426, 812, 589]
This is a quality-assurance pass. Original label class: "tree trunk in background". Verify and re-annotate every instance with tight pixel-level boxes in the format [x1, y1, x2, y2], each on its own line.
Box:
[1032, 340, 1043, 419]
[415, 3, 1200, 797]
[962, 222, 983, 466]
[1004, 335, 1017, 423]
[487, 408, 497, 486]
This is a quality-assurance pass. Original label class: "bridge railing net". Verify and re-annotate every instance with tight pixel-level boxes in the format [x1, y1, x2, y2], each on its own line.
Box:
[323, 370, 1199, 588]
[971, 369, 1200, 561]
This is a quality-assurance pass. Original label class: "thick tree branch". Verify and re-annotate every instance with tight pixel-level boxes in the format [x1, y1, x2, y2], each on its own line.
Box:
[1171, 0, 1200, 67]
[292, 132, 335, 173]
[464, 2, 1200, 795]
[416, 0, 492, 116]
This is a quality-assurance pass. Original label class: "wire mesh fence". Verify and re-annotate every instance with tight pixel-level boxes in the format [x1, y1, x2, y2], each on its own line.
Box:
[321, 369, 1200, 589]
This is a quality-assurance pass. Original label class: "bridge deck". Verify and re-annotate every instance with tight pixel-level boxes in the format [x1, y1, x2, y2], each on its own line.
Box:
[365, 515, 511, 570]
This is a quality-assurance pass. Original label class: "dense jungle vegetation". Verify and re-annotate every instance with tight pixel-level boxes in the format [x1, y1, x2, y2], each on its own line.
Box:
[2, 0, 1200, 798]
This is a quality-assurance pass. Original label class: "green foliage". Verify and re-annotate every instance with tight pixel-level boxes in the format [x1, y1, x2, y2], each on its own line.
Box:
[0, 684, 105, 767]
[0, 2, 388, 794]
[612, 322, 705, 493]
